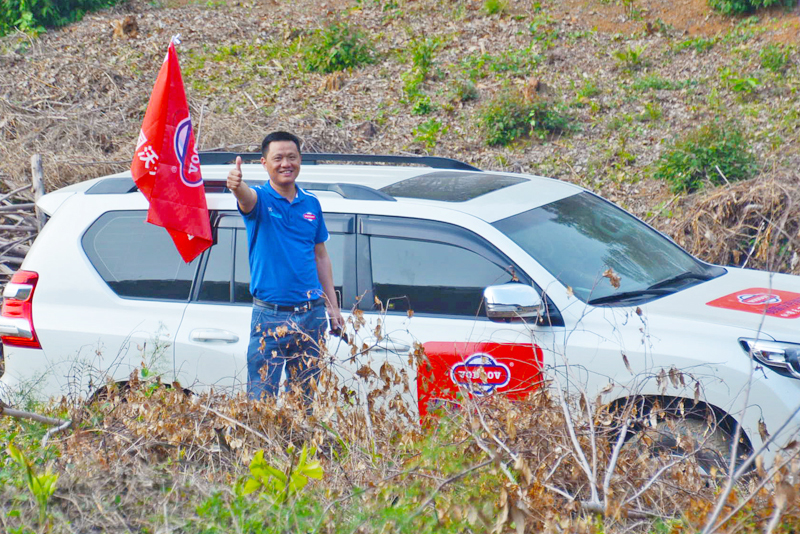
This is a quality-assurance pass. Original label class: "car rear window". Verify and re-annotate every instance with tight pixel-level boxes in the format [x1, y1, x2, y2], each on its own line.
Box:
[82, 211, 199, 300]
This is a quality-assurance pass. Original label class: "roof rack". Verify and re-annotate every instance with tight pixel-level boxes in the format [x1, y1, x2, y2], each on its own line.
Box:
[85, 177, 396, 201]
[198, 152, 481, 171]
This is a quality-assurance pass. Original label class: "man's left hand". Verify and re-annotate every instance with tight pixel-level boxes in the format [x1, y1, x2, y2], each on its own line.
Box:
[328, 307, 345, 331]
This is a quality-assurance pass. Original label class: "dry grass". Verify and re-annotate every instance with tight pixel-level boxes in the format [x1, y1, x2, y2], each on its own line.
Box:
[2, 362, 799, 533]
[673, 171, 800, 276]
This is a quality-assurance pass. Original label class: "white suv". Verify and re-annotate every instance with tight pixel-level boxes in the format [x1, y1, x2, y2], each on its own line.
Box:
[1, 153, 799, 466]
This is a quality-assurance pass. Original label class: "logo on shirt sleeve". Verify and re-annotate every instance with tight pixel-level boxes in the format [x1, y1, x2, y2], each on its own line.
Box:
[303, 212, 317, 221]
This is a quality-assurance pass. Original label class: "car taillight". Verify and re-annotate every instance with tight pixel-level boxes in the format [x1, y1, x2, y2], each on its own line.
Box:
[0, 270, 41, 349]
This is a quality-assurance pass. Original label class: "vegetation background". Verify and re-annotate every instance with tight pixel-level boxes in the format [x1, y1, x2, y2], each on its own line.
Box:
[1, 0, 800, 532]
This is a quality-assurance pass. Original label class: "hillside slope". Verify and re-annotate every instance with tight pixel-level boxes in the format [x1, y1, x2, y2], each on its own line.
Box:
[0, 0, 798, 274]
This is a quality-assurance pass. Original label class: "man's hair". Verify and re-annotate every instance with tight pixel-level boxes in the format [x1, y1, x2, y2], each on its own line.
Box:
[261, 131, 301, 157]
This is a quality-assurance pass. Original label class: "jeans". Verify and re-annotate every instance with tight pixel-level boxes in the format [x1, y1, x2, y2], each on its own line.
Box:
[246, 301, 328, 402]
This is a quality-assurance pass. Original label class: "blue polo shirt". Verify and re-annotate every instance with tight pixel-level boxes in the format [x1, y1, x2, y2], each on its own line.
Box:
[240, 182, 329, 305]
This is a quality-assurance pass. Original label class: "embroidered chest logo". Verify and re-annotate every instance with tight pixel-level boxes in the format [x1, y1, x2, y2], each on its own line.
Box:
[267, 207, 282, 219]
[303, 212, 317, 222]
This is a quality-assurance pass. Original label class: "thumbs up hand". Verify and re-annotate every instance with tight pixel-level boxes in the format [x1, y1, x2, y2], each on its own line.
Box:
[227, 156, 243, 192]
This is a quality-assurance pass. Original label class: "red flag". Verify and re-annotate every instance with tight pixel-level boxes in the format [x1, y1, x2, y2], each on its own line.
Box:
[131, 38, 212, 263]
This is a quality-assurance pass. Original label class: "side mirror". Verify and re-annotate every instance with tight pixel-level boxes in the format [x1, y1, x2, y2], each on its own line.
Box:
[483, 283, 543, 321]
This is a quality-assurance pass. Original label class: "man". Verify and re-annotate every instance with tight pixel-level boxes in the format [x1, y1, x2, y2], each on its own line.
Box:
[226, 131, 345, 401]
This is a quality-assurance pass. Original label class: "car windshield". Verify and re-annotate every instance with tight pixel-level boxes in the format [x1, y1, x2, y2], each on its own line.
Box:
[493, 192, 722, 305]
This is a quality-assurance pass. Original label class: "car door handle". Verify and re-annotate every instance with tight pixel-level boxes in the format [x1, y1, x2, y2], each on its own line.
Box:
[190, 329, 240, 343]
[375, 338, 411, 352]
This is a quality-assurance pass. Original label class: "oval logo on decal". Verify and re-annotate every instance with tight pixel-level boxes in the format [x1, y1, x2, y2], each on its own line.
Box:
[449, 353, 511, 397]
[737, 293, 781, 305]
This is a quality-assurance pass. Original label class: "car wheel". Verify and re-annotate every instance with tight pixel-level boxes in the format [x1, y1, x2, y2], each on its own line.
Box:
[624, 412, 739, 475]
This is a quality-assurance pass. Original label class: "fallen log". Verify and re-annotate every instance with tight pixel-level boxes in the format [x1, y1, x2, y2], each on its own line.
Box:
[0, 225, 38, 232]
[0, 404, 72, 447]
[0, 203, 36, 212]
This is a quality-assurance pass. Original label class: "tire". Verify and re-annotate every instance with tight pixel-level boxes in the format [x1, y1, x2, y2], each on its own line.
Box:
[624, 411, 741, 475]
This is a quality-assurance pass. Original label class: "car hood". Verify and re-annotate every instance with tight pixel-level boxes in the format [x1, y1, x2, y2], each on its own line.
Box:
[641, 267, 800, 342]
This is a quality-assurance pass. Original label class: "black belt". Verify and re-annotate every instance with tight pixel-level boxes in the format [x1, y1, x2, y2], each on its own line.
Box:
[253, 297, 325, 313]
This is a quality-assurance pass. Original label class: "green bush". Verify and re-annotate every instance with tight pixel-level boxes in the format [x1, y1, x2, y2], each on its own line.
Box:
[303, 21, 375, 73]
[0, 0, 120, 36]
[654, 121, 758, 193]
[707, 0, 794, 15]
[479, 92, 572, 146]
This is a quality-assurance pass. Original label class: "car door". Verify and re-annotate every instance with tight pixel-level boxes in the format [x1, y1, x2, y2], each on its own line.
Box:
[343, 215, 564, 420]
[173, 211, 356, 395]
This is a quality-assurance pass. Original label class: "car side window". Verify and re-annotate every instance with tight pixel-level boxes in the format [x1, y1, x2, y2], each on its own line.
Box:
[369, 236, 514, 316]
[82, 210, 199, 300]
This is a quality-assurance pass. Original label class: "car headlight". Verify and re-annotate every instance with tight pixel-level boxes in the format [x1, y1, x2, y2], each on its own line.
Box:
[740, 338, 800, 379]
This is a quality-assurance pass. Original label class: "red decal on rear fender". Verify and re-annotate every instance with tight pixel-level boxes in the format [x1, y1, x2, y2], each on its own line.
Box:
[707, 288, 800, 319]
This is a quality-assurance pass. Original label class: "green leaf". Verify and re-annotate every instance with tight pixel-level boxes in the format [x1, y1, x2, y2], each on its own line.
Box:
[299, 460, 323, 480]
[241, 478, 261, 495]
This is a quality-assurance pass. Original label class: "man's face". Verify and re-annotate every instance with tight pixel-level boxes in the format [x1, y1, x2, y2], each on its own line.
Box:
[262, 140, 301, 188]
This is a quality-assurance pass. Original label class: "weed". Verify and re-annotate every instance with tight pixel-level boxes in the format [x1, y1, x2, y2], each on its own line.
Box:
[479, 93, 533, 146]
[7, 441, 58, 525]
[402, 68, 426, 98]
[411, 95, 433, 115]
[413, 118, 448, 149]
[614, 44, 647, 72]
[708, 0, 794, 15]
[654, 121, 758, 193]
[720, 15, 768, 44]
[479, 91, 572, 146]
[630, 75, 696, 92]
[674, 36, 717, 54]
[529, 13, 559, 48]
[401, 37, 442, 110]
[408, 37, 441, 75]
[644, 18, 673, 36]
[460, 47, 542, 80]
[719, 66, 760, 95]
[760, 43, 793, 74]
[304, 21, 375, 73]
[242, 444, 323, 503]
[574, 78, 601, 106]
[447, 78, 479, 103]
[482, 0, 507, 15]
[567, 28, 596, 43]
[636, 101, 662, 122]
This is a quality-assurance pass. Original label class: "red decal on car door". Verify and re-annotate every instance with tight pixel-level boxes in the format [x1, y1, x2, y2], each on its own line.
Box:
[418, 342, 544, 418]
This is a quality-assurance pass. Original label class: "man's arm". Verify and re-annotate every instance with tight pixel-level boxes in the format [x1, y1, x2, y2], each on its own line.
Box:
[226, 156, 257, 214]
[314, 242, 345, 330]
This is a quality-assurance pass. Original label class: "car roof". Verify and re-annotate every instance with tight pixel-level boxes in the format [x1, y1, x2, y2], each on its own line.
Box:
[41, 155, 585, 224]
